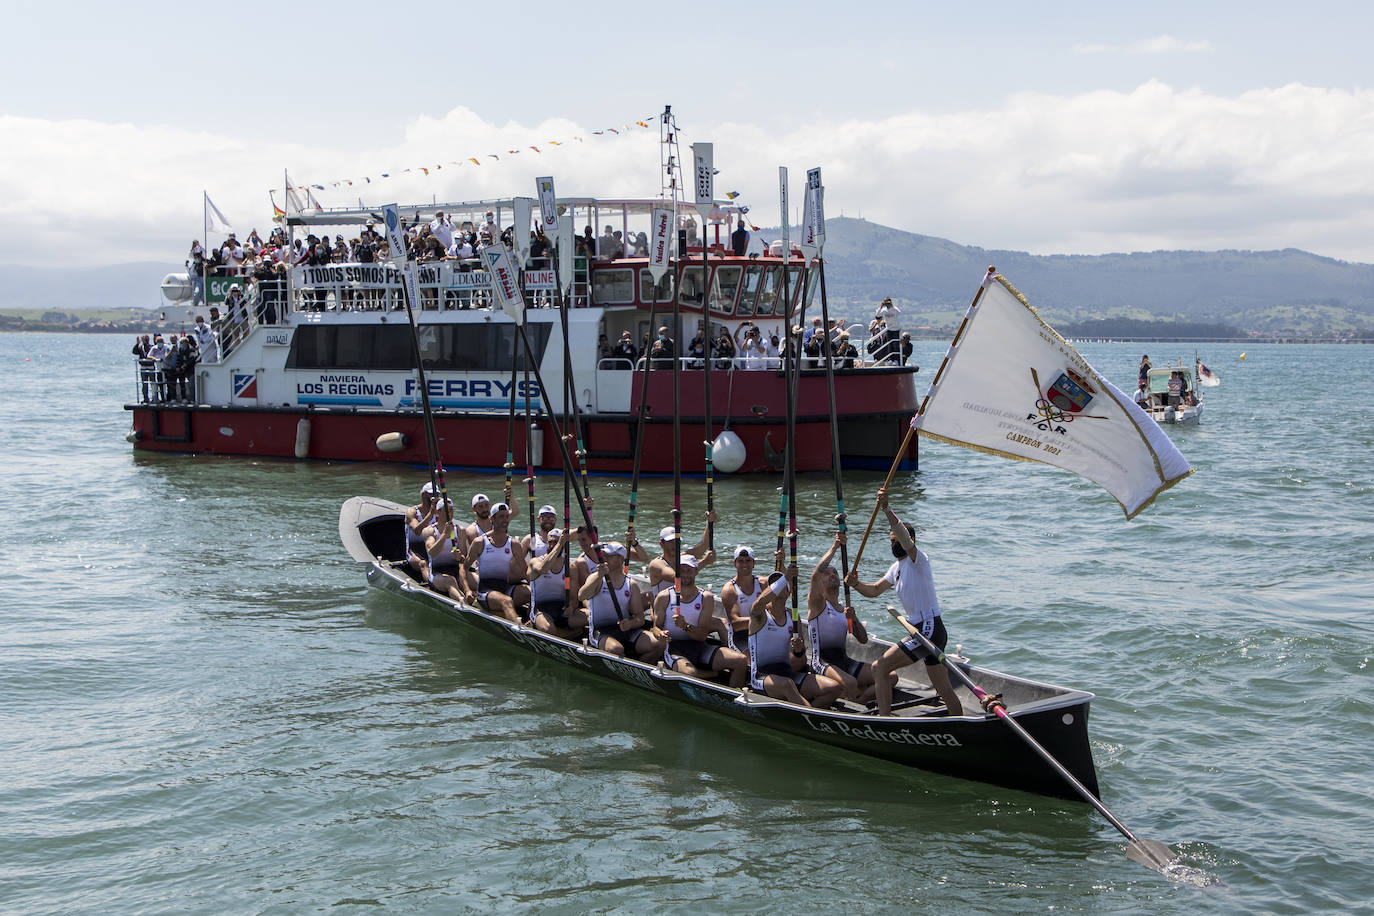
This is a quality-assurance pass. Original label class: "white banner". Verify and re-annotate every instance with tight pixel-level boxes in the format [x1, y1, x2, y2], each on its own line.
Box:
[558, 212, 574, 298]
[513, 197, 534, 266]
[916, 274, 1193, 518]
[382, 204, 421, 311]
[649, 205, 674, 283]
[692, 143, 714, 214]
[778, 167, 790, 264]
[480, 244, 526, 324]
[798, 185, 818, 265]
[204, 192, 234, 241]
[807, 167, 826, 249]
[536, 176, 559, 240]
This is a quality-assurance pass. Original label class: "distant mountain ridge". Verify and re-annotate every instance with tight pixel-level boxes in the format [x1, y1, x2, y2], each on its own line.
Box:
[3, 218, 1372, 333]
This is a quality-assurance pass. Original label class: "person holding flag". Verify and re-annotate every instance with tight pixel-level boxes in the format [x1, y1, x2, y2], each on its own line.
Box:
[845, 487, 963, 717]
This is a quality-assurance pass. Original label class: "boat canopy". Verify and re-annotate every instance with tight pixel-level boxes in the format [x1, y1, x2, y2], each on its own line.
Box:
[285, 197, 745, 230]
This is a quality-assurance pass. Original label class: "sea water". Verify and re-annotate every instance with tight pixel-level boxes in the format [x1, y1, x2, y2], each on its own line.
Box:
[0, 333, 1370, 914]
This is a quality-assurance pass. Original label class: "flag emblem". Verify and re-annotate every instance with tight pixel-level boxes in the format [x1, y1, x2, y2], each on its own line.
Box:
[1044, 368, 1096, 414]
[233, 374, 258, 399]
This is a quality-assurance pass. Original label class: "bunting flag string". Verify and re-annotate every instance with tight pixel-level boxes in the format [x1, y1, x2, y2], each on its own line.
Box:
[273, 112, 659, 203]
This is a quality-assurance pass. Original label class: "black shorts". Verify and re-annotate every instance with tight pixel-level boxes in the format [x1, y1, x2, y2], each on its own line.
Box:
[665, 639, 720, 670]
[898, 616, 948, 665]
[754, 660, 810, 687]
[532, 599, 573, 630]
[594, 625, 646, 652]
[477, 578, 513, 602]
[819, 648, 864, 678]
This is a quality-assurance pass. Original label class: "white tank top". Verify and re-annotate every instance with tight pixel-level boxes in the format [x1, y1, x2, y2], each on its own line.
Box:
[749, 610, 794, 670]
[529, 533, 564, 602]
[665, 589, 705, 641]
[731, 576, 763, 621]
[809, 600, 848, 652]
[474, 533, 514, 582]
[588, 573, 634, 629]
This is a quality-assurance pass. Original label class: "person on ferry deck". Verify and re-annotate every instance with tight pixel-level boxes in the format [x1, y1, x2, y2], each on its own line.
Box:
[612, 331, 637, 364]
[844, 487, 963, 717]
[712, 327, 735, 368]
[631, 232, 649, 257]
[469, 502, 529, 624]
[656, 555, 748, 686]
[731, 217, 750, 255]
[748, 569, 842, 708]
[425, 498, 471, 603]
[220, 234, 245, 275]
[648, 326, 675, 365]
[807, 532, 890, 705]
[579, 542, 662, 660]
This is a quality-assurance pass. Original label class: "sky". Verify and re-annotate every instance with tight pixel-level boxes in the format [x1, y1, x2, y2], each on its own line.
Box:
[3, 0, 1373, 268]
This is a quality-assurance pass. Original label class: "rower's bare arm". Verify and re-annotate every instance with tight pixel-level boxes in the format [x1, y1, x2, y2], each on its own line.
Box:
[509, 541, 528, 581]
[578, 570, 603, 602]
[651, 589, 668, 628]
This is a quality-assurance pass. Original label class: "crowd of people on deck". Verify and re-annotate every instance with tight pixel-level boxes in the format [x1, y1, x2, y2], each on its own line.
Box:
[399, 478, 962, 717]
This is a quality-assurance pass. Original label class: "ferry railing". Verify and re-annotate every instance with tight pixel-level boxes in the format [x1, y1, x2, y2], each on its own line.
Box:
[132, 354, 198, 405]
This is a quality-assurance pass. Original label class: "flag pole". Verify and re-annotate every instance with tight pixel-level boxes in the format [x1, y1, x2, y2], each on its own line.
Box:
[851, 266, 996, 571]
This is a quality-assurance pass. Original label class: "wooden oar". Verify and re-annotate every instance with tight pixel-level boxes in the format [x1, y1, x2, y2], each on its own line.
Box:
[882, 605, 1182, 876]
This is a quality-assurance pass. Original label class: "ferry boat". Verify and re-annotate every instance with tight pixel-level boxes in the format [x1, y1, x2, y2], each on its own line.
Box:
[128, 198, 920, 475]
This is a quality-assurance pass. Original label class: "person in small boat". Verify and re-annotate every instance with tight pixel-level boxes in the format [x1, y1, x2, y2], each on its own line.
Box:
[1133, 378, 1150, 410]
[425, 498, 470, 602]
[656, 555, 748, 686]
[720, 545, 767, 643]
[807, 532, 891, 705]
[579, 542, 662, 660]
[468, 503, 529, 624]
[1167, 371, 1184, 406]
[464, 493, 495, 543]
[748, 569, 842, 708]
[648, 515, 718, 599]
[406, 482, 438, 579]
[1138, 354, 1152, 386]
[845, 488, 963, 717]
[524, 505, 585, 639]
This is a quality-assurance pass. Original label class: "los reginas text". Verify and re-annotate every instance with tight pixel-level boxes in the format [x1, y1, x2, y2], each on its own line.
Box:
[296, 374, 540, 399]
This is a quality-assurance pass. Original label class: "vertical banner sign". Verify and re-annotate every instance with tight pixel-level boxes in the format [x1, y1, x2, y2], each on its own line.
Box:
[512, 197, 534, 267]
[558, 212, 574, 299]
[383, 204, 420, 312]
[798, 185, 818, 265]
[778, 167, 790, 265]
[649, 205, 674, 283]
[692, 142, 714, 228]
[806, 167, 826, 250]
[536, 176, 559, 241]
[481, 244, 526, 324]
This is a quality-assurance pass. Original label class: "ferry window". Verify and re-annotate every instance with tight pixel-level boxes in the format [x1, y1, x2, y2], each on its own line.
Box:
[754, 266, 779, 316]
[679, 266, 704, 306]
[783, 266, 806, 319]
[736, 264, 762, 318]
[712, 266, 742, 315]
[286, 324, 551, 372]
[639, 268, 674, 304]
[591, 268, 635, 304]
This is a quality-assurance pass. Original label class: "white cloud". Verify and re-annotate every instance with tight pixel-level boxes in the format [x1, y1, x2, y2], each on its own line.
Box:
[3, 82, 1373, 270]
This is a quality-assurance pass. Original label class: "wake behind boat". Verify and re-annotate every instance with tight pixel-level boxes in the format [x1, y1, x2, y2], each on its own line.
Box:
[339, 494, 1100, 800]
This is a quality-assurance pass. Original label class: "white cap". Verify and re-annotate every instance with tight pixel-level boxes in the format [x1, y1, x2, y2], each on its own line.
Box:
[733, 545, 755, 561]
[679, 554, 699, 569]
[658, 526, 679, 542]
[491, 502, 510, 514]
[471, 493, 490, 507]
[602, 541, 627, 558]
[538, 505, 557, 516]
[421, 482, 435, 495]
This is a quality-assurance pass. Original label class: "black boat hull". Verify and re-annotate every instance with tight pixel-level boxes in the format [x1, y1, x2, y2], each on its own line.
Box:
[342, 496, 1100, 800]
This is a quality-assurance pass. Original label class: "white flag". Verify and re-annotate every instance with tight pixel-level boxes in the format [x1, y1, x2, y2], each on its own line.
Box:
[382, 204, 420, 312]
[512, 197, 534, 267]
[481, 244, 526, 324]
[916, 274, 1193, 519]
[204, 192, 234, 241]
[536, 176, 559, 240]
[648, 205, 674, 283]
[692, 142, 714, 224]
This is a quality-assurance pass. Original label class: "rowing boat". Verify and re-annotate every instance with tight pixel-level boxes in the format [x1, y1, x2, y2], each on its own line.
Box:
[340, 495, 1100, 801]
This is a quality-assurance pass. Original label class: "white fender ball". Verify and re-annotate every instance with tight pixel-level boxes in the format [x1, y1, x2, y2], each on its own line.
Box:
[376, 432, 409, 453]
[712, 430, 747, 474]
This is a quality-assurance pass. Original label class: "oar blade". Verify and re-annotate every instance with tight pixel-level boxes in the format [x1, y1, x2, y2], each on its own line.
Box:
[1125, 837, 1179, 872]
